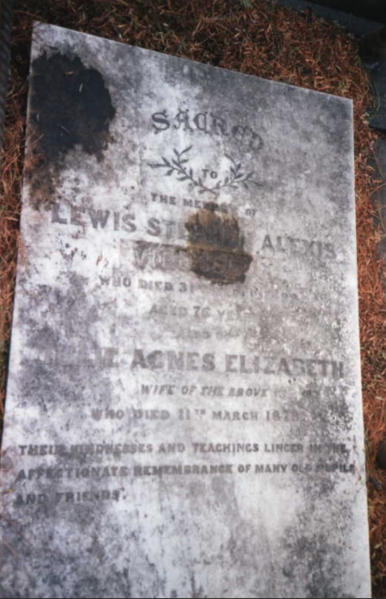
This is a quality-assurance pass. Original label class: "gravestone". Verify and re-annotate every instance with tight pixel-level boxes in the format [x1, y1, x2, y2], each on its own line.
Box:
[0, 23, 371, 599]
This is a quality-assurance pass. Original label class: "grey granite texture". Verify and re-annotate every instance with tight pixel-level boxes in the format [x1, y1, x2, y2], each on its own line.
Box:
[367, 63, 386, 131]
[308, 0, 386, 22]
[275, 0, 383, 36]
[370, 137, 386, 250]
[0, 23, 371, 599]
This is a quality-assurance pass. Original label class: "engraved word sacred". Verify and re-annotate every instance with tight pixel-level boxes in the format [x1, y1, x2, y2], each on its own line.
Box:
[151, 108, 264, 153]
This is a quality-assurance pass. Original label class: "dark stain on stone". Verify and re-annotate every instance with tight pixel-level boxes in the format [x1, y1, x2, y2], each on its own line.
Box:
[185, 203, 253, 285]
[27, 52, 116, 208]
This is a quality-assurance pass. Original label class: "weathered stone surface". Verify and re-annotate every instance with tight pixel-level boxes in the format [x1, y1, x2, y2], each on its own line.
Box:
[0, 23, 371, 599]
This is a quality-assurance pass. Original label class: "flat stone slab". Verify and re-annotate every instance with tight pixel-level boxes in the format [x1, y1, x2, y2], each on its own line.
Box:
[0, 23, 371, 599]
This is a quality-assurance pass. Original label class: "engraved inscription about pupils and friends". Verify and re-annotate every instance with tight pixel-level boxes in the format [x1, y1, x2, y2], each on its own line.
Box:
[12, 438, 355, 508]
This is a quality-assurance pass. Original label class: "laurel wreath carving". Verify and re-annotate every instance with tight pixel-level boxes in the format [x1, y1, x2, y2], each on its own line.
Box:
[149, 146, 261, 196]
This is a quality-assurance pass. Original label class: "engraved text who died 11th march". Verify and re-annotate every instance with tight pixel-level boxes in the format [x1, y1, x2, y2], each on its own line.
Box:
[0, 23, 371, 599]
